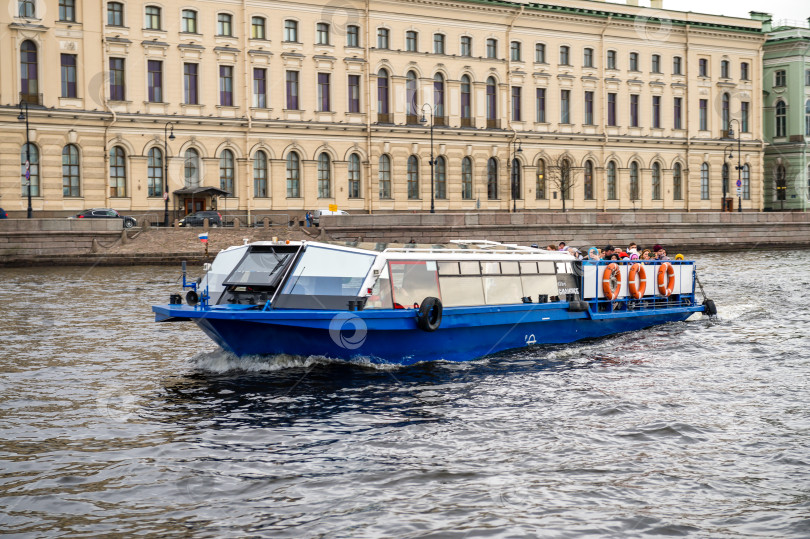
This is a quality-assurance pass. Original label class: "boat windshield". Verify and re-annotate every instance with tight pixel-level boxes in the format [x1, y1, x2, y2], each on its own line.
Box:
[223, 246, 298, 288]
[280, 245, 376, 296]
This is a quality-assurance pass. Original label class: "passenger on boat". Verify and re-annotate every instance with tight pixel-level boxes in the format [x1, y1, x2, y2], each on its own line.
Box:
[567, 247, 583, 260]
[607, 253, 620, 261]
[603, 245, 616, 258]
[653, 244, 671, 260]
[627, 242, 639, 255]
[674, 254, 684, 260]
[641, 249, 652, 260]
[546, 244, 558, 251]
[587, 247, 600, 260]
[558, 242, 567, 251]
[618, 251, 630, 260]
[629, 253, 639, 260]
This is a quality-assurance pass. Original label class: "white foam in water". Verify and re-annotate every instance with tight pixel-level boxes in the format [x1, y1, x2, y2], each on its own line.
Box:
[188, 348, 405, 373]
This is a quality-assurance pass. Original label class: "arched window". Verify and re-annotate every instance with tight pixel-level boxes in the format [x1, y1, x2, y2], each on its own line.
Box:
[700, 162, 710, 200]
[146, 147, 162, 198]
[511, 159, 521, 200]
[62, 144, 80, 197]
[406, 71, 418, 121]
[184, 148, 199, 187]
[487, 158, 498, 200]
[20, 40, 38, 103]
[722, 162, 730, 195]
[407, 155, 419, 200]
[776, 164, 787, 201]
[486, 77, 497, 121]
[377, 69, 389, 118]
[673, 163, 683, 200]
[460, 75, 472, 126]
[607, 161, 617, 200]
[775, 100, 787, 137]
[652, 162, 661, 200]
[378, 154, 391, 199]
[286, 152, 300, 198]
[434, 73, 445, 120]
[722, 93, 730, 133]
[254, 151, 268, 198]
[20, 143, 39, 197]
[629, 161, 639, 200]
[561, 159, 572, 200]
[109, 146, 126, 197]
[584, 160, 594, 200]
[220, 149, 235, 194]
[461, 157, 473, 200]
[348, 153, 361, 198]
[536, 159, 546, 200]
[435, 156, 447, 199]
[19, 0, 36, 18]
[318, 153, 331, 198]
[742, 164, 750, 201]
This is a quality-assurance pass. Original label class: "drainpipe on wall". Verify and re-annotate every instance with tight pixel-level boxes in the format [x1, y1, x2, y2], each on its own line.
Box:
[101, 0, 117, 213]
[684, 24, 691, 212]
[242, 0, 252, 223]
[600, 16, 612, 212]
[364, 0, 373, 214]
[505, 4, 524, 211]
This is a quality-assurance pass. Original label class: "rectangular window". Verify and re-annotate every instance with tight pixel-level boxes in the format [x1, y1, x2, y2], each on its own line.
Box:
[218, 14, 232, 36]
[318, 73, 330, 112]
[219, 66, 233, 106]
[775, 70, 786, 87]
[741, 101, 749, 133]
[607, 50, 616, 70]
[511, 87, 521, 121]
[510, 41, 521, 61]
[652, 54, 660, 73]
[741, 62, 750, 80]
[536, 88, 546, 123]
[487, 38, 497, 59]
[629, 52, 639, 72]
[806, 69, 810, 86]
[583, 48, 593, 68]
[147, 60, 162, 102]
[721, 60, 730, 79]
[699, 58, 708, 77]
[251, 17, 265, 39]
[377, 28, 389, 49]
[182, 10, 197, 33]
[317, 23, 330, 45]
[60, 54, 77, 98]
[145, 6, 161, 30]
[673, 56, 682, 75]
[107, 2, 123, 26]
[286, 71, 299, 110]
[348, 75, 360, 113]
[630, 94, 639, 127]
[285, 20, 298, 42]
[253, 68, 266, 108]
[109, 57, 125, 101]
[699, 99, 708, 131]
[406, 31, 417, 52]
[559, 46, 569, 65]
[535, 43, 545, 63]
[584, 91, 593, 125]
[183, 63, 198, 105]
[434, 33, 445, 54]
[347, 25, 359, 47]
[460, 36, 471, 57]
[652, 95, 660, 128]
[607, 93, 616, 126]
[59, 0, 75, 22]
[560, 90, 570, 124]
[674, 97, 682, 130]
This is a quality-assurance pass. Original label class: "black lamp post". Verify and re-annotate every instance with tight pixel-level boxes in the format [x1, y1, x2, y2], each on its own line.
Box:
[510, 136, 523, 213]
[419, 103, 435, 214]
[728, 119, 743, 213]
[163, 122, 175, 227]
[17, 101, 32, 219]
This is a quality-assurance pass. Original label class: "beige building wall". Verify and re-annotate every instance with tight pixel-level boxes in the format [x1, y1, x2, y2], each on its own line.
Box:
[0, 0, 766, 218]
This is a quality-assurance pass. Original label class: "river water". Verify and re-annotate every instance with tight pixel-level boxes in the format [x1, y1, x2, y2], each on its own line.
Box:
[1, 251, 809, 537]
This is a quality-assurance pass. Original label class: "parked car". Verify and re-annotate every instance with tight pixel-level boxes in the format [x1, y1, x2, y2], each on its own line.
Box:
[0, 207, 7, 219]
[72, 208, 136, 228]
[179, 210, 222, 227]
[312, 209, 349, 226]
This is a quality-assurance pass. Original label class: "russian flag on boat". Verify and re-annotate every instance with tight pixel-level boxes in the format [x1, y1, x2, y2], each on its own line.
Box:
[198, 233, 208, 244]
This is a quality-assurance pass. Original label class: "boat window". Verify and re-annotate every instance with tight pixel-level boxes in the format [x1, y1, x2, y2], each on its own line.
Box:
[438, 262, 460, 275]
[482, 261, 500, 275]
[223, 247, 296, 288]
[500, 261, 520, 275]
[460, 261, 480, 275]
[555, 262, 569, 274]
[389, 261, 441, 308]
[520, 261, 538, 274]
[483, 275, 523, 305]
[366, 265, 393, 309]
[281, 245, 376, 296]
[521, 275, 559, 299]
[440, 277, 485, 307]
[538, 261, 556, 274]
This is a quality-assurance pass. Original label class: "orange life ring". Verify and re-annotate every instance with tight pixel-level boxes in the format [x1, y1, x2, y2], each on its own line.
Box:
[657, 262, 676, 297]
[628, 263, 647, 299]
[602, 262, 622, 300]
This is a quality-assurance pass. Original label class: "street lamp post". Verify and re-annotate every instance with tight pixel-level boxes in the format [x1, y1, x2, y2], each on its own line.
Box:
[728, 119, 743, 213]
[509, 136, 523, 213]
[17, 101, 32, 219]
[163, 122, 175, 227]
[420, 104, 435, 214]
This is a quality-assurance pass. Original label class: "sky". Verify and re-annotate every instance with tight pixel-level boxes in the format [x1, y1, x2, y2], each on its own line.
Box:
[606, 0, 809, 25]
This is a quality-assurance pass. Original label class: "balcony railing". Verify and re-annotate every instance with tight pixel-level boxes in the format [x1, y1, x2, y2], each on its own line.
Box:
[461, 117, 475, 128]
[377, 113, 392, 124]
[406, 114, 419, 125]
[434, 116, 446, 127]
[19, 92, 42, 106]
[487, 118, 501, 129]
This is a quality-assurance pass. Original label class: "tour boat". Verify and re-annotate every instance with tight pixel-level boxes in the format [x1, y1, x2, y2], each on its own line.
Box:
[152, 240, 714, 365]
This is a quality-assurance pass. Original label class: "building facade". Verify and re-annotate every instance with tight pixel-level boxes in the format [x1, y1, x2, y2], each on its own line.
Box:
[761, 16, 810, 211]
[1, 0, 767, 220]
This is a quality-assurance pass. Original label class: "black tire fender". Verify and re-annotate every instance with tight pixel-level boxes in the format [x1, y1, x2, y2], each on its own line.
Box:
[417, 297, 442, 332]
[702, 299, 718, 316]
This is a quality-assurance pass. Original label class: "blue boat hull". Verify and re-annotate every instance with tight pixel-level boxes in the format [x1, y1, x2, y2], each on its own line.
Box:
[154, 303, 703, 365]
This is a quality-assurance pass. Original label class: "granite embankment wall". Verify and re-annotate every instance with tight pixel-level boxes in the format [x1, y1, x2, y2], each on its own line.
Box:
[0, 219, 124, 259]
[321, 212, 810, 251]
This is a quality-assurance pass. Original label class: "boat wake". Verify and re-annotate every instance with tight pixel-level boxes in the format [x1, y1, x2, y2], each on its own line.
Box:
[188, 348, 406, 373]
